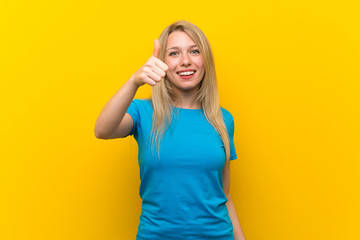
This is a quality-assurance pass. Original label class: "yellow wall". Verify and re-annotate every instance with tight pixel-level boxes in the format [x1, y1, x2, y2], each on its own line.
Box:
[1, 0, 359, 239]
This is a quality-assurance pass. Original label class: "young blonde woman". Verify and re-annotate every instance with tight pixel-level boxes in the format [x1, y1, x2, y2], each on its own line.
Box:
[94, 20, 246, 240]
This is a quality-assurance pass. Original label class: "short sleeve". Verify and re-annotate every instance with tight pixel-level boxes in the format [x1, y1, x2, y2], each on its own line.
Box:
[228, 116, 237, 161]
[126, 99, 140, 136]
[221, 108, 237, 161]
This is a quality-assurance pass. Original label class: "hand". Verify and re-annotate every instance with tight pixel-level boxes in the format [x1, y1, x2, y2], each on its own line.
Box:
[130, 39, 169, 87]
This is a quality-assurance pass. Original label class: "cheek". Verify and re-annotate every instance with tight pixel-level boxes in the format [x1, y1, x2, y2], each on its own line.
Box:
[164, 59, 177, 71]
[194, 58, 204, 70]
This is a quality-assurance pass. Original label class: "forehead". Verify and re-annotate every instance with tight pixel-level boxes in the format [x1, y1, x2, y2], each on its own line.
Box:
[166, 31, 196, 49]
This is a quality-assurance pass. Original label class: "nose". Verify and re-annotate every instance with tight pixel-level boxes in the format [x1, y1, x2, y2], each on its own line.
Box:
[180, 53, 191, 66]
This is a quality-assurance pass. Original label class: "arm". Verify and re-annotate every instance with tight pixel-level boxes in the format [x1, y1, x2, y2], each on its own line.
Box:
[94, 78, 139, 139]
[94, 39, 168, 139]
[222, 160, 246, 240]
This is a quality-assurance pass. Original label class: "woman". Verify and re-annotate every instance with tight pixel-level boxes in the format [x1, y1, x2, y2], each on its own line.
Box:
[94, 20, 246, 240]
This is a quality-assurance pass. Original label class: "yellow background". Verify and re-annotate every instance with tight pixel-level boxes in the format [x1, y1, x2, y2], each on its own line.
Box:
[1, 0, 359, 239]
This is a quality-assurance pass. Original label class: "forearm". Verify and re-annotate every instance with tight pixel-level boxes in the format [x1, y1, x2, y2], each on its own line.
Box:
[94, 77, 139, 138]
[226, 194, 246, 240]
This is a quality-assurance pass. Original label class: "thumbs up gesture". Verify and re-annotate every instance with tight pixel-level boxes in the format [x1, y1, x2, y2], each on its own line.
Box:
[130, 39, 169, 87]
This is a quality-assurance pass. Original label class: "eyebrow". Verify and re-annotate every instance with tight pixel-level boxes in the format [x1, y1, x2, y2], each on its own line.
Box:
[166, 45, 198, 52]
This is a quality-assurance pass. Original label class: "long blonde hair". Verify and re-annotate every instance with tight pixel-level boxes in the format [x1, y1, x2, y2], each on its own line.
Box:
[150, 20, 231, 161]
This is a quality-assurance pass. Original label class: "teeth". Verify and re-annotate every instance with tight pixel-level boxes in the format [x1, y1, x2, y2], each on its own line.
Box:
[178, 71, 195, 76]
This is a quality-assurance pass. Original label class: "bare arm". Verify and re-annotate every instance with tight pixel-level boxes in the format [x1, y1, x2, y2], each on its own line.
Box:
[223, 160, 246, 240]
[94, 78, 140, 139]
[94, 39, 168, 139]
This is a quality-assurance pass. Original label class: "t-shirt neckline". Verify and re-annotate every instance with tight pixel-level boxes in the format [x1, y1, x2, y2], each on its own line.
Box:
[172, 106, 202, 111]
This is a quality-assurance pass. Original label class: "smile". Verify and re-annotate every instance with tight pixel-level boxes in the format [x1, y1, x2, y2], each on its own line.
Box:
[176, 70, 196, 79]
[178, 71, 196, 76]
[177, 71, 196, 79]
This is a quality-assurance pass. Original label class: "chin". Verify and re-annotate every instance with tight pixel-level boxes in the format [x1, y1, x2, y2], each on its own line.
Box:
[178, 83, 201, 92]
[168, 75, 202, 92]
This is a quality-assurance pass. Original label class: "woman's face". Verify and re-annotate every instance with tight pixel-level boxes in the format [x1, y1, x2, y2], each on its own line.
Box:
[164, 31, 205, 94]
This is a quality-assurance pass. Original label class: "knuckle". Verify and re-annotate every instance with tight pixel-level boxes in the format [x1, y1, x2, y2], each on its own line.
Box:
[147, 80, 156, 86]
[143, 66, 150, 72]
[140, 72, 147, 79]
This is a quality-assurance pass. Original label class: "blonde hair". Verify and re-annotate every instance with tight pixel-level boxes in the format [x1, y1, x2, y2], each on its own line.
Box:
[150, 20, 231, 161]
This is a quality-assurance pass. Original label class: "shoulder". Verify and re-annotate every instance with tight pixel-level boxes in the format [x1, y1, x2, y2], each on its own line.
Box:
[131, 98, 153, 109]
[132, 98, 152, 105]
[220, 107, 235, 124]
[127, 99, 153, 120]
[220, 107, 235, 135]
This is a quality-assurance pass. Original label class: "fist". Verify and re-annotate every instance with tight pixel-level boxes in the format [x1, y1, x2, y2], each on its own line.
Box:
[131, 39, 169, 87]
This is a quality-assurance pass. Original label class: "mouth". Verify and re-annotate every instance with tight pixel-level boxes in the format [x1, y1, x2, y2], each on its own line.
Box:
[176, 70, 196, 79]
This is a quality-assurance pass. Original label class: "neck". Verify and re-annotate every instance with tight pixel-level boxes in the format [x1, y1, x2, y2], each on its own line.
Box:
[171, 87, 201, 109]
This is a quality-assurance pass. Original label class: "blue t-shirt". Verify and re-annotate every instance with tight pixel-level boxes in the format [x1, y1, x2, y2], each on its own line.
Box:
[126, 99, 237, 240]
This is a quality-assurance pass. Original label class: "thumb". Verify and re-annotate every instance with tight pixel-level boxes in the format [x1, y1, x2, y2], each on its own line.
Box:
[153, 39, 161, 58]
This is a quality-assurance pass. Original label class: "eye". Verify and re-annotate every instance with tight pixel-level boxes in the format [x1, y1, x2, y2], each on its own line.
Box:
[191, 49, 200, 54]
[169, 52, 178, 56]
